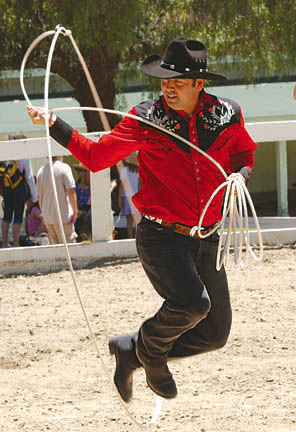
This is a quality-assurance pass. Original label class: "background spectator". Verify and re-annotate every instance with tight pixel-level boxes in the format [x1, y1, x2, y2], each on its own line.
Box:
[27, 201, 46, 237]
[37, 156, 78, 244]
[110, 165, 121, 216]
[73, 163, 91, 241]
[74, 163, 91, 208]
[118, 152, 139, 238]
[1, 133, 37, 248]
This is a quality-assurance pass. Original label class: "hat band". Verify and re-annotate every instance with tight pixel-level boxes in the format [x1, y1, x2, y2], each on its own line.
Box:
[160, 61, 207, 74]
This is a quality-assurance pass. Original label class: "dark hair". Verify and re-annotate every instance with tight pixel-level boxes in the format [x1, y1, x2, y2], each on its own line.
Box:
[123, 160, 138, 172]
[29, 201, 40, 214]
[8, 132, 27, 140]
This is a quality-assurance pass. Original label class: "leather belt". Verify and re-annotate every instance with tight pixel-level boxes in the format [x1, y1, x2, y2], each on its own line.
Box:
[143, 215, 218, 239]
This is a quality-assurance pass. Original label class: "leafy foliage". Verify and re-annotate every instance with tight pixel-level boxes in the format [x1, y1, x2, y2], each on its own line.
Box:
[0, 0, 295, 130]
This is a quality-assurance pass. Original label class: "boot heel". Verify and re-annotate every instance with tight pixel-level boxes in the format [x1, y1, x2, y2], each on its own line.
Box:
[108, 339, 115, 355]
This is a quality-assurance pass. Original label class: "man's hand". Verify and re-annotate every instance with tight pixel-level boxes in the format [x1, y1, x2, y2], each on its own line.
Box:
[67, 188, 78, 225]
[70, 211, 78, 225]
[27, 106, 56, 127]
[229, 172, 246, 197]
[26, 197, 34, 210]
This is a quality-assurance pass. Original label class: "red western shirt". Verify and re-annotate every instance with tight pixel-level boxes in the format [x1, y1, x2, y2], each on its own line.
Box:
[50, 90, 257, 227]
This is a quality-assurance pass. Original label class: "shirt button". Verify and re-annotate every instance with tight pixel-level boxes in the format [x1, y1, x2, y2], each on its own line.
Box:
[196, 177, 200, 181]
[196, 168, 199, 172]
[192, 138, 196, 143]
[201, 199, 204, 203]
[194, 161, 198, 165]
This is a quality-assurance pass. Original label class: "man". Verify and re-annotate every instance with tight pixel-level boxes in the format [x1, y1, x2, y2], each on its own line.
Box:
[28, 38, 257, 401]
[1, 133, 38, 248]
[37, 156, 78, 244]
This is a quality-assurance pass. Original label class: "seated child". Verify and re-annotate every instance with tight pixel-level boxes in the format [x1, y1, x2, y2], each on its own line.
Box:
[28, 201, 46, 237]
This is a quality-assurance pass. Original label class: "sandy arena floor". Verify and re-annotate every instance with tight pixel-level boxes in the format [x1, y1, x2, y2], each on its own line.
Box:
[0, 245, 295, 432]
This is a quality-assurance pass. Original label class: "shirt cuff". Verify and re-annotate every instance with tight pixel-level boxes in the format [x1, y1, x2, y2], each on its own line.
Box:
[236, 166, 251, 184]
[50, 116, 73, 148]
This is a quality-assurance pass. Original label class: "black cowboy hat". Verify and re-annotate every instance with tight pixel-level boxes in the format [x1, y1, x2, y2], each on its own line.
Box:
[141, 37, 227, 81]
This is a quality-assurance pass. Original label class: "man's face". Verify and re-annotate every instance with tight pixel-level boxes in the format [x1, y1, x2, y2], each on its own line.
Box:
[161, 78, 205, 115]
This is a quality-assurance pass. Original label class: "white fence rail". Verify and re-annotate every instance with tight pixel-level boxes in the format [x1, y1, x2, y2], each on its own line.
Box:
[0, 121, 295, 274]
[246, 120, 296, 142]
[1, 120, 295, 236]
[0, 132, 113, 242]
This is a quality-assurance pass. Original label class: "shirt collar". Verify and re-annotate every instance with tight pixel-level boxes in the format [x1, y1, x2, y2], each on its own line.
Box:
[161, 89, 210, 121]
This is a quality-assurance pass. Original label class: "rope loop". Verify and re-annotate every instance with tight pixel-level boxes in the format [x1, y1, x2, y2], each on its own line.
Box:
[54, 24, 71, 36]
[21, 26, 164, 431]
[20, 24, 264, 429]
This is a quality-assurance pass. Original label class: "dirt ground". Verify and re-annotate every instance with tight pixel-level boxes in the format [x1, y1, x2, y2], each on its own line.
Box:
[0, 245, 295, 432]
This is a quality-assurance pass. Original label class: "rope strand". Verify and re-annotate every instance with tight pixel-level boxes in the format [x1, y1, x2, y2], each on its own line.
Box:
[20, 24, 263, 430]
[21, 26, 161, 431]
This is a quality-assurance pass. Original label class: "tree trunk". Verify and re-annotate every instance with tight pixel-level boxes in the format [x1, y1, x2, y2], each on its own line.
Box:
[36, 46, 120, 133]
[73, 72, 118, 133]
[71, 51, 120, 133]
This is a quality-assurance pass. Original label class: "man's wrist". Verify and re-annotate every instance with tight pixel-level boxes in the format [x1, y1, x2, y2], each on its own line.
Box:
[49, 111, 57, 127]
[49, 116, 73, 148]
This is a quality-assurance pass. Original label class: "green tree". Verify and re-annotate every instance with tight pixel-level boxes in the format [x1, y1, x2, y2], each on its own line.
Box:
[0, 0, 295, 131]
[189, 0, 296, 80]
[0, 0, 191, 131]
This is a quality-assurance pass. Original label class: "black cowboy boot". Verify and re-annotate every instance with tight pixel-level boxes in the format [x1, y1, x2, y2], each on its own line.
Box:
[142, 363, 177, 399]
[108, 334, 141, 403]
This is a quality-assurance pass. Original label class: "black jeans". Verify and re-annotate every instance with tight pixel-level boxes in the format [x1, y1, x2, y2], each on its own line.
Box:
[134, 217, 232, 368]
[3, 181, 27, 224]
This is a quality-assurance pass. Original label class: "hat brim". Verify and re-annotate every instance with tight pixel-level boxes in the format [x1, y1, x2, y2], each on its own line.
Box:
[141, 55, 227, 81]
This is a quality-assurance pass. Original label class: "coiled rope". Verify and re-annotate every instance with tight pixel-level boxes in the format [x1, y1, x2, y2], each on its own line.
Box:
[20, 24, 263, 430]
[48, 105, 264, 270]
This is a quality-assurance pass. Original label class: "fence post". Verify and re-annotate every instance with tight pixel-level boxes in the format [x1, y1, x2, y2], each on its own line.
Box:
[276, 140, 289, 216]
[90, 168, 113, 241]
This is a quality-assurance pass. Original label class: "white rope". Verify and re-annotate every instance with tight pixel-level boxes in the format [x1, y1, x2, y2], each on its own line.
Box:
[197, 173, 264, 269]
[48, 106, 264, 270]
[20, 26, 140, 226]
[20, 23, 264, 429]
[146, 396, 164, 428]
[20, 30, 55, 106]
[20, 27, 264, 273]
[20, 26, 161, 431]
[50, 106, 228, 177]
